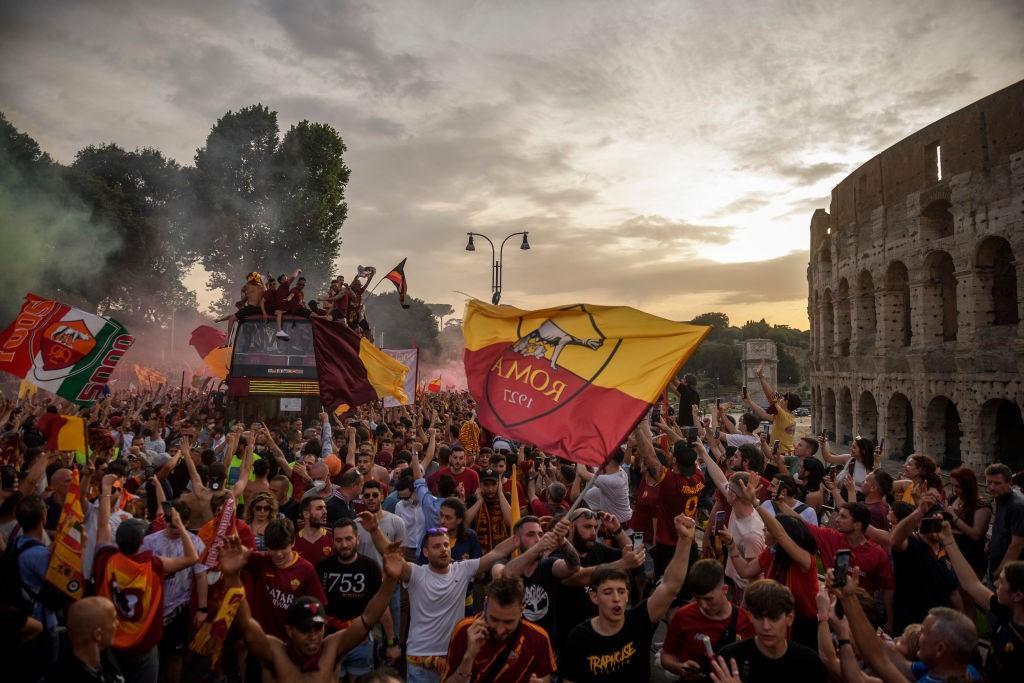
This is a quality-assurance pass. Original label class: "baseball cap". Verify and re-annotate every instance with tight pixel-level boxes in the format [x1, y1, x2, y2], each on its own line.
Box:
[480, 468, 500, 482]
[286, 597, 327, 631]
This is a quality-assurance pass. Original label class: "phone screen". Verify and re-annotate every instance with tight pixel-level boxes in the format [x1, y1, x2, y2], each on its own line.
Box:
[714, 510, 726, 532]
[834, 549, 851, 587]
[631, 532, 644, 551]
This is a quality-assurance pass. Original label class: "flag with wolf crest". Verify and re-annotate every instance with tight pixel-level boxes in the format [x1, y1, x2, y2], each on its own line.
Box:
[462, 300, 710, 467]
[0, 293, 134, 405]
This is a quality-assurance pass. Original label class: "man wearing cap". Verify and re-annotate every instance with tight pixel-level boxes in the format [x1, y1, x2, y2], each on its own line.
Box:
[466, 468, 512, 554]
[218, 533, 402, 683]
[94, 474, 198, 683]
[360, 511, 516, 683]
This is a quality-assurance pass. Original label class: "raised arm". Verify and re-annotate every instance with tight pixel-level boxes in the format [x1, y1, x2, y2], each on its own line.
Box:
[834, 572, 911, 683]
[748, 481, 812, 571]
[939, 520, 993, 609]
[634, 420, 664, 478]
[159, 507, 199, 574]
[345, 425, 357, 468]
[319, 412, 333, 458]
[231, 433, 254, 498]
[477, 535, 515, 577]
[219, 537, 276, 662]
[890, 492, 936, 552]
[358, 511, 413, 581]
[647, 514, 695, 622]
[97, 474, 116, 547]
[695, 441, 729, 495]
[329, 543, 402, 656]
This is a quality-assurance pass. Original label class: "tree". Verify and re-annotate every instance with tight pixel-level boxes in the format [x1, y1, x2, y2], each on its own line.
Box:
[270, 121, 349, 287]
[690, 312, 730, 330]
[192, 105, 280, 312]
[363, 292, 441, 357]
[741, 318, 772, 339]
[777, 344, 801, 385]
[71, 144, 197, 325]
[684, 340, 742, 386]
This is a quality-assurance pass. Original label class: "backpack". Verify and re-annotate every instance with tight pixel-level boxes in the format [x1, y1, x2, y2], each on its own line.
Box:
[0, 534, 70, 614]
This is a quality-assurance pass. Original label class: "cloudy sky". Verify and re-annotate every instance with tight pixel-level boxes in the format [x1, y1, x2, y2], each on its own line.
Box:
[2, 0, 1022, 329]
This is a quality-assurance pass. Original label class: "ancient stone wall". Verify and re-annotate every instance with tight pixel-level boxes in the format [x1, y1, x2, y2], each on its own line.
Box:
[808, 79, 1024, 471]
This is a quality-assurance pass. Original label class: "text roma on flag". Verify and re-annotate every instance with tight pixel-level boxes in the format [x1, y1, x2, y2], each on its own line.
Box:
[0, 293, 134, 404]
[463, 300, 710, 468]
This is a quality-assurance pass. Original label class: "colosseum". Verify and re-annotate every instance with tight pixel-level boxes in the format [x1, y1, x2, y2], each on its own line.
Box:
[808, 78, 1024, 472]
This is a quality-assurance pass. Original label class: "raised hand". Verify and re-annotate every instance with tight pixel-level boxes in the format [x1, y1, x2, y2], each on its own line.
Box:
[219, 535, 251, 575]
[358, 510, 379, 534]
[674, 514, 697, 545]
[382, 542, 404, 579]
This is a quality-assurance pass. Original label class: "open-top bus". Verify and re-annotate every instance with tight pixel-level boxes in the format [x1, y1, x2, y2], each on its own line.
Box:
[226, 316, 322, 422]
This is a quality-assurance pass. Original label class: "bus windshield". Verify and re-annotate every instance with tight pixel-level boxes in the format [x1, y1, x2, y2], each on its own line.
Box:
[230, 318, 316, 377]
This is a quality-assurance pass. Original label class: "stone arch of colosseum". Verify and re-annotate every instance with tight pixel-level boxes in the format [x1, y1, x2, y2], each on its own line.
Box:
[808, 79, 1024, 472]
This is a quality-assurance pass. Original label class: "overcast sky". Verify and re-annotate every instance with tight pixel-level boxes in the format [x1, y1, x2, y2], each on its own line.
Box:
[2, 0, 1022, 328]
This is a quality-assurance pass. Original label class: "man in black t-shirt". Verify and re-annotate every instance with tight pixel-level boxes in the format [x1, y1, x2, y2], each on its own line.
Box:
[889, 493, 959, 633]
[940, 520, 1024, 682]
[559, 514, 695, 682]
[493, 516, 580, 646]
[554, 508, 643, 643]
[316, 519, 400, 673]
[717, 579, 826, 683]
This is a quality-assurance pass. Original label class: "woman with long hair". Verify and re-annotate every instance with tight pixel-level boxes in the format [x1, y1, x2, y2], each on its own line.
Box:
[245, 491, 278, 551]
[945, 466, 991, 618]
[728, 475, 819, 648]
[902, 453, 945, 504]
[799, 456, 827, 513]
[820, 435, 875, 492]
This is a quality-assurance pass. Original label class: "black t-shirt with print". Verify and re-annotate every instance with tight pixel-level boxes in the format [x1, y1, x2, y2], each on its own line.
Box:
[987, 594, 1024, 683]
[717, 637, 826, 683]
[892, 535, 958, 632]
[316, 554, 382, 624]
[559, 600, 657, 682]
[555, 541, 623, 644]
[521, 557, 560, 643]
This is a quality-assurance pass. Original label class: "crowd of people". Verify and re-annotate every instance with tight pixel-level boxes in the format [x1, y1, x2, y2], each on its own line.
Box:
[216, 266, 377, 342]
[0, 360, 1023, 683]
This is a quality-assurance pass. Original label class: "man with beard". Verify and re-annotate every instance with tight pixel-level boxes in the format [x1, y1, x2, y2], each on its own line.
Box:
[559, 514, 697, 682]
[295, 496, 335, 566]
[221, 534, 402, 683]
[492, 516, 580, 647]
[360, 511, 515, 683]
[466, 469, 511, 553]
[355, 480, 406, 567]
[554, 508, 644, 647]
[317, 519, 401, 679]
[443, 576, 557, 682]
[428, 444, 479, 499]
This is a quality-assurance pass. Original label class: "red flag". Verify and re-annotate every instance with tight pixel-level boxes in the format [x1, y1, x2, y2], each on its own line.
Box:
[383, 258, 411, 308]
[189, 325, 226, 359]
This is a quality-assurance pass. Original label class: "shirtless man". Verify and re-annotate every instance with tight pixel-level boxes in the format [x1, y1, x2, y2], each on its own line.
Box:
[346, 266, 374, 331]
[219, 534, 402, 683]
[219, 272, 268, 340]
[180, 432, 250, 531]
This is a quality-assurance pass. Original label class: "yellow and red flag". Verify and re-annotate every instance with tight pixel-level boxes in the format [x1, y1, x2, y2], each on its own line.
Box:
[426, 377, 442, 393]
[132, 364, 167, 386]
[463, 300, 710, 467]
[383, 258, 411, 309]
[44, 468, 86, 599]
[189, 325, 231, 380]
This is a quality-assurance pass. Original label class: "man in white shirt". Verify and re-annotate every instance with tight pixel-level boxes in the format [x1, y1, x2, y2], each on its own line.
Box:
[577, 449, 632, 523]
[360, 511, 514, 683]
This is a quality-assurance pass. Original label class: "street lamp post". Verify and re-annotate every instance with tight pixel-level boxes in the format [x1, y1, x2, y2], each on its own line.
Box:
[465, 231, 530, 305]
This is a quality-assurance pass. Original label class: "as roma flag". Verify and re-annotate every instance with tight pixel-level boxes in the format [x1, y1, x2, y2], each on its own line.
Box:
[463, 300, 710, 467]
[0, 293, 134, 404]
[311, 318, 410, 412]
[383, 258, 411, 308]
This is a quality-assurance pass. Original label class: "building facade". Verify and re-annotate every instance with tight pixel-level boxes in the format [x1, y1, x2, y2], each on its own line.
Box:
[808, 79, 1024, 471]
